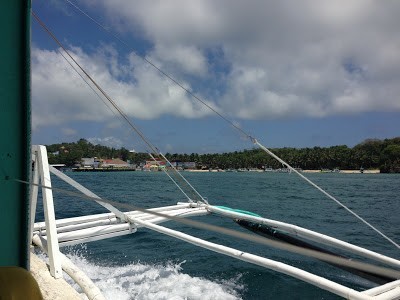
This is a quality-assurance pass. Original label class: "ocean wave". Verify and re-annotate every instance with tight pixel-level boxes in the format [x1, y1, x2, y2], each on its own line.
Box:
[60, 250, 244, 300]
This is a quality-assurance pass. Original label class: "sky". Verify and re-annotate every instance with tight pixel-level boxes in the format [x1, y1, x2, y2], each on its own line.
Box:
[31, 0, 400, 154]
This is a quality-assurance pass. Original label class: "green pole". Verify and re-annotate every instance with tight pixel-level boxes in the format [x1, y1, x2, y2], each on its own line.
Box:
[0, 0, 31, 268]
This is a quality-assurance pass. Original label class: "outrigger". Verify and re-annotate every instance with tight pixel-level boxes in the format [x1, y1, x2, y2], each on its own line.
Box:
[1, 2, 399, 299]
[27, 144, 400, 300]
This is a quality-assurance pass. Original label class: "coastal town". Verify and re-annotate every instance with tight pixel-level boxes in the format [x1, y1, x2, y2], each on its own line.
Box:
[72, 156, 198, 172]
[60, 154, 379, 174]
[47, 137, 399, 173]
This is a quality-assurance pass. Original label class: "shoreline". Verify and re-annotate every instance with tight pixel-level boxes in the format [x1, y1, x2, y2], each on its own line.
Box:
[302, 169, 380, 174]
[65, 168, 382, 174]
[185, 169, 381, 174]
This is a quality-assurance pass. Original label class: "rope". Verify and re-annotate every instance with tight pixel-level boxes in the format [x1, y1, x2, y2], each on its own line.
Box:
[147, 152, 192, 203]
[11, 177, 400, 279]
[64, 0, 252, 141]
[158, 151, 208, 204]
[146, 151, 203, 203]
[33, 11, 155, 154]
[254, 139, 400, 250]
[56, 49, 119, 120]
[38, 5, 399, 250]
[32, 11, 207, 205]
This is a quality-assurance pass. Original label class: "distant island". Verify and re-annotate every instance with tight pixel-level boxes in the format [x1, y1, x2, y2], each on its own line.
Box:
[46, 137, 400, 173]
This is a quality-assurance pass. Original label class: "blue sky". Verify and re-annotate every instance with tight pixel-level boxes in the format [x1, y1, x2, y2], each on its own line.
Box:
[31, 1, 400, 153]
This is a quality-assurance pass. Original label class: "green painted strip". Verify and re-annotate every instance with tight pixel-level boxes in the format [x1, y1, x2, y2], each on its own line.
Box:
[215, 206, 261, 217]
[0, 0, 31, 268]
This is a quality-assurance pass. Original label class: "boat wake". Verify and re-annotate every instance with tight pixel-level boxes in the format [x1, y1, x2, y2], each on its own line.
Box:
[58, 250, 244, 300]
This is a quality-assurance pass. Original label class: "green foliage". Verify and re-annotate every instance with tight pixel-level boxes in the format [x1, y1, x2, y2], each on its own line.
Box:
[46, 139, 140, 166]
[380, 144, 400, 173]
[46, 137, 400, 172]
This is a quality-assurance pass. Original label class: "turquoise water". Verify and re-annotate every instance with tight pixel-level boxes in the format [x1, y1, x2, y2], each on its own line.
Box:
[36, 172, 400, 299]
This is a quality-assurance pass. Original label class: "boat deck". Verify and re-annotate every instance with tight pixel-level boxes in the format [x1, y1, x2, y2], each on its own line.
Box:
[30, 252, 81, 300]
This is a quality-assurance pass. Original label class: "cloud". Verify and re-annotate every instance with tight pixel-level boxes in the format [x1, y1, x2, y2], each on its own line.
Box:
[150, 43, 208, 77]
[32, 47, 113, 129]
[32, 0, 400, 142]
[87, 136, 124, 148]
[31, 44, 214, 129]
[87, 0, 400, 120]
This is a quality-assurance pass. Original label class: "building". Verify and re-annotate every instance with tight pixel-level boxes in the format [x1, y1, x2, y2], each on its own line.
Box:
[102, 158, 130, 168]
[81, 157, 101, 168]
[81, 158, 95, 168]
[170, 161, 196, 170]
[143, 158, 166, 171]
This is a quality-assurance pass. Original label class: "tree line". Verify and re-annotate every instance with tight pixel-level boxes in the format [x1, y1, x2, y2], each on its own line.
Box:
[47, 137, 400, 173]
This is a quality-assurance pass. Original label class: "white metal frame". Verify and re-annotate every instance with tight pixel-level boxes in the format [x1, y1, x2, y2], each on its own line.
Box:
[30, 145, 62, 278]
[208, 206, 400, 269]
[30, 145, 400, 300]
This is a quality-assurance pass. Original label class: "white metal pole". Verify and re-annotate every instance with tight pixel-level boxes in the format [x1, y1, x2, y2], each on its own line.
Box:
[49, 165, 127, 221]
[33, 203, 192, 232]
[28, 147, 40, 257]
[134, 219, 371, 300]
[208, 205, 400, 269]
[37, 145, 63, 278]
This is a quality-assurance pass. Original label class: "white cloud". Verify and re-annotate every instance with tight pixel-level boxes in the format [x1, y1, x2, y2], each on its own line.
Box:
[150, 43, 208, 77]
[32, 44, 214, 129]
[87, 0, 400, 120]
[87, 136, 124, 148]
[32, 0, 400, 137]
[32, 47, 113, 129]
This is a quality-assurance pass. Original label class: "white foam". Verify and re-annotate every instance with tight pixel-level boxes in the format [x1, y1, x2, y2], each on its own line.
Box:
[62, 251, 244, 300]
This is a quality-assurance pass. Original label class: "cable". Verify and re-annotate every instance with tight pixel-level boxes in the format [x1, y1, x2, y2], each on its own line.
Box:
[32, 10, 206, 204]
[255, 139, 400, 250]
[12, 177, 400, 280]
[37, 5, 399, 250]
[57, 49, 119, 120]
[64, 0, 253, 141]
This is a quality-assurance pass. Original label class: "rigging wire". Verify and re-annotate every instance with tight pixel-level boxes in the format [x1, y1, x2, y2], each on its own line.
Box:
[10, 177, 400, 280]
[52, 39, 197, 202]
[32, 11, 206, 205]
[60, 35, 199, 204]
[33, 11, 154, 154]
[147, 152, 192, 203]
[61, 1, 399, 250]
[64, 0, 252, 141]
[158, 151, 209, 205]
[57, 48, 119, 120]
[255, 140, 400, 250]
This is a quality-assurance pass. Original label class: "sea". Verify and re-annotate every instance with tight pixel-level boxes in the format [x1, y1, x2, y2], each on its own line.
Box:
[35, 171, 400, 299]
